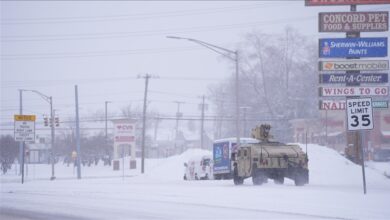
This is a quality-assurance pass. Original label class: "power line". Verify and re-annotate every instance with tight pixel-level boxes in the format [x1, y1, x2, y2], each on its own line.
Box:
[1, 46, 205, 60]
[0, 3, 282, 25]
[1, 74, 224, 89]
[2, 15, 316, 43]
[3, 5, 387, 42]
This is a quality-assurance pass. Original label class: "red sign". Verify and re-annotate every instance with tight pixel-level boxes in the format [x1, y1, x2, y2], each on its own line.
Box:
[113, 122, 135, 144]
[319, 100, 346, 110]
[306, 0, 390, 6]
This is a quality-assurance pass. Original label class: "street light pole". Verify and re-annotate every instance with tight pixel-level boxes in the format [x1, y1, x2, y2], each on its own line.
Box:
[49, 96, 55, 180]
[167, 36, 241, 146]
[240, 106, 251, 137]
[22, 89, 56, 180]
[18, 90, 23, 176]
[174, 101, 184, 153]
[200, 95, 206, 149]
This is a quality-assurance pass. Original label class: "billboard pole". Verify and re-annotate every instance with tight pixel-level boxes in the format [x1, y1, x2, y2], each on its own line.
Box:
[349, 4, 367, 195]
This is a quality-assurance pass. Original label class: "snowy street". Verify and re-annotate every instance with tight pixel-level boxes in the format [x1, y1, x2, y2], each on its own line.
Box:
[1, 145, 390, 220]
[2, 1, 390, 219]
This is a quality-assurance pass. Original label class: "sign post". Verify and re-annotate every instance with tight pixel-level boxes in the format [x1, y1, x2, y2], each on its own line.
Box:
[14, 115, 36, 184]
[346, 98, 373, 194]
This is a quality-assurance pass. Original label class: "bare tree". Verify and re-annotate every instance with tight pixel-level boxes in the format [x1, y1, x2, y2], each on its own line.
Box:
[209, 28, 318, 142]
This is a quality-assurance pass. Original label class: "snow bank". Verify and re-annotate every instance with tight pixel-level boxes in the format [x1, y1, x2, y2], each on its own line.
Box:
[297, 144, 389, 189]
[1, 144, 389, 190]
[145, 148, 212, 181]
[1, 144, 390, 220]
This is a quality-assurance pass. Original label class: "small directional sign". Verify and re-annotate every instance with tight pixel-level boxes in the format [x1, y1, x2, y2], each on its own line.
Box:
[346, 98, 373, 131]
[14, 115, 36, 142]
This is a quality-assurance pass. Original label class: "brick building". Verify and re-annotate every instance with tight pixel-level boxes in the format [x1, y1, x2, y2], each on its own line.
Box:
[290, 110, 390, 153]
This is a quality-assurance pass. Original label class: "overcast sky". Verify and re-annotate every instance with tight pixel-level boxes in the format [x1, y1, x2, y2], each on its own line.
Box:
[1, 1, 389, 136]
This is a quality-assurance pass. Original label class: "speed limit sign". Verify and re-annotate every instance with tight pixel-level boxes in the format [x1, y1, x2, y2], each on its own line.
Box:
[346, 98, 374, 131]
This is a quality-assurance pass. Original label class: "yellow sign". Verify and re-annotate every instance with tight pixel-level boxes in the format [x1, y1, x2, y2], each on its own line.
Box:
[14, 115, 36, 121]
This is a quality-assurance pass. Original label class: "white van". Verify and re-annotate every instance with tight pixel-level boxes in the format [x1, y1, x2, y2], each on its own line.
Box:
[183, 155, 213, 180]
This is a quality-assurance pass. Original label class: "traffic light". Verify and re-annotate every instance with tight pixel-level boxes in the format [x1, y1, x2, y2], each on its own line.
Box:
[55, 117, 59, 127]
[44, 117, 49, 127]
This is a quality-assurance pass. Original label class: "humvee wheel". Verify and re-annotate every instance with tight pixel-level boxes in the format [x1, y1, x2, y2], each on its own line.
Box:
[294, 176, 304, 186]
[294, 173, 305, 186]
[294, 170, 309, 186]
[251, 165, 266, 185]
[233, 166, 244, 185]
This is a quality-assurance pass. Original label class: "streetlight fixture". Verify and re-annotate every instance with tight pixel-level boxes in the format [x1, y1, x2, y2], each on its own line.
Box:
[167, 36, 241, 146]
[21, 89, 56, 180]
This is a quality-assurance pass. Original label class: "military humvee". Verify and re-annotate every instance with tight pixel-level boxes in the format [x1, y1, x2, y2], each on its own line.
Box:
[233, 124, 309, 186]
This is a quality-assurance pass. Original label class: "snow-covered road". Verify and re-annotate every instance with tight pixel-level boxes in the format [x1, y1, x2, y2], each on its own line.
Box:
[1, 145, 390, 220]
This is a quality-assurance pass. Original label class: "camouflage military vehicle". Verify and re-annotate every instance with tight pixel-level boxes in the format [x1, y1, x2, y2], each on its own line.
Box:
[233, 124, 309, 186]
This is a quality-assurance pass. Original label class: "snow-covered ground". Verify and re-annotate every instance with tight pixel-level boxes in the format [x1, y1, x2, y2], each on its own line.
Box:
[1, 144, 390, 220]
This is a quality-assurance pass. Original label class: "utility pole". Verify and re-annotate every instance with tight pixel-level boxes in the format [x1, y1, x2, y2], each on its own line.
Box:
[105, 101, 111, 139]
[217, 92, 226, 139]
[174, 101, 184, 153]
[200, 95, 206, 149]
[140, 74, 152, 174]
[75, 85, 81, 179]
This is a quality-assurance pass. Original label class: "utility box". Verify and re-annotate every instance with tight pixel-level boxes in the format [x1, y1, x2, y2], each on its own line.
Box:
[113, 160, 120, 170]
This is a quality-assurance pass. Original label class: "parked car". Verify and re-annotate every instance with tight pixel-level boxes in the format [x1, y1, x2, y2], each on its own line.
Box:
[184, 155, 213, 180]
[373, 147, 390, 162]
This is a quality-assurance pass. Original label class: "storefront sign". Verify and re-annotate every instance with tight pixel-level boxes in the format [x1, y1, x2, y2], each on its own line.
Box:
[319, 100, 346, 110]
[114, 122, 135, 143]
[319, 37, 387, 58]
[372, 100, 389, 108]
[319, 12, 388, 32]
[319, 60, 389, 71]
[319, 86, 389, 97]
[306, 0, 390, 6]
[319, 73, 388, 84]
